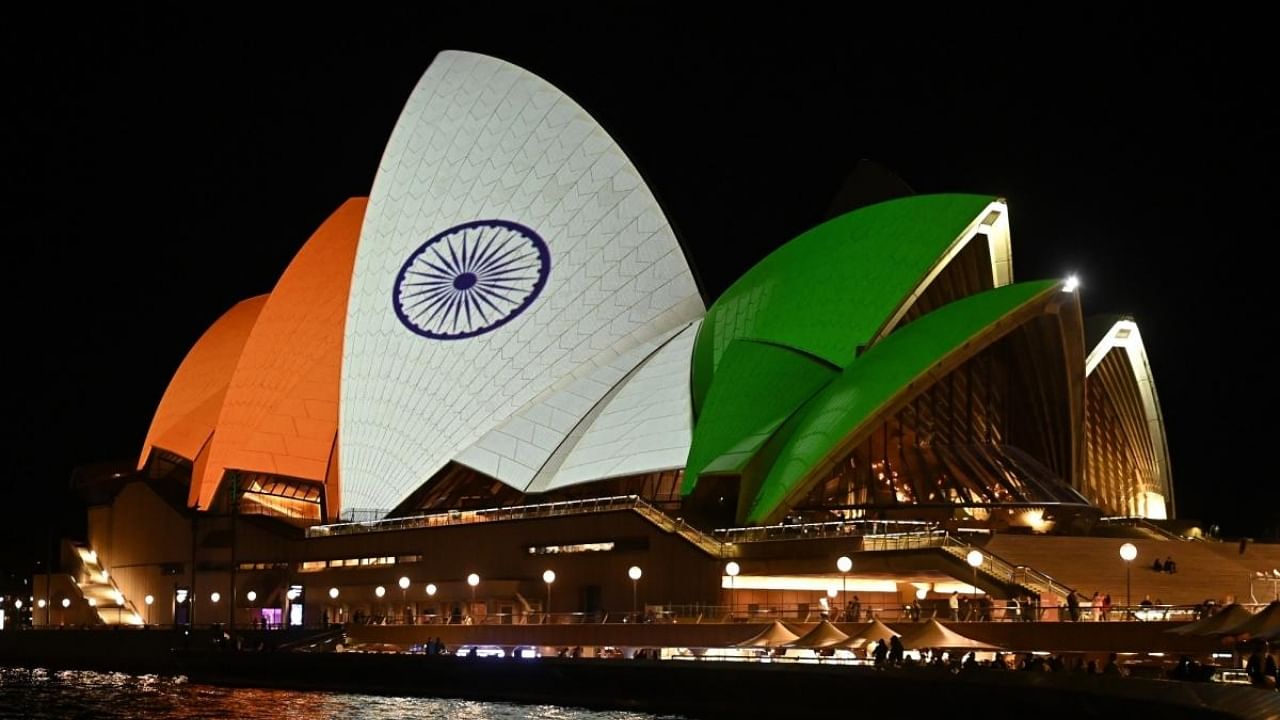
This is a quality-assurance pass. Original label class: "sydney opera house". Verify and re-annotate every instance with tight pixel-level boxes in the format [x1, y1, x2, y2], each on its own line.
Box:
[36, 51, 1198, 631]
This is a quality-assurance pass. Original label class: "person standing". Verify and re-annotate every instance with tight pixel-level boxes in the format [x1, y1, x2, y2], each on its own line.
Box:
[872, 638, 889, 668]
[949, 591, 960, 621]
[889, 635, 905, 667]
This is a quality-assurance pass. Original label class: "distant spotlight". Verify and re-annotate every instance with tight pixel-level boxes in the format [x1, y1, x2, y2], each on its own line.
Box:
[1063, 275, 1080, 293]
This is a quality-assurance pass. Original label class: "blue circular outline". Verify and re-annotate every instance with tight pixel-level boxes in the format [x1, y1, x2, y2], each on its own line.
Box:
[393, 219, 551, 340]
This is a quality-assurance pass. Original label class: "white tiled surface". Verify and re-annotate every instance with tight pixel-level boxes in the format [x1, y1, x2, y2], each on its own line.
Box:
[340, 51, 704, 512]
[454, 325, 680, 488]
[545, 320, 700, 490]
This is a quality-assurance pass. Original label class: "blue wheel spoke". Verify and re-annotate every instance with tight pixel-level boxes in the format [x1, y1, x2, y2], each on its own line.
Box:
[414, 288, 460, 327]
[467, 292, 490, 325]
[478, 282, 535, 294]
[408, 289, 455, 319]
[478, 250, 536, 277]
[413, 258, 456, 279]
[473, 284, 518, 305]
[471, 240, 525, 276]
[405, 268, 453, 281]
[402, 284, 453, 306]
[471, 288, 505, 317]
[469, 232, 509, 275]
[461, 289, 474, 329]
[431, 245, 460, 276]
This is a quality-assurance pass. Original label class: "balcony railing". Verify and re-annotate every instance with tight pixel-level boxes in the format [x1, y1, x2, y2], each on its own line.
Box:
[713, 519, 936, 545]
[308, 495, 669, 538]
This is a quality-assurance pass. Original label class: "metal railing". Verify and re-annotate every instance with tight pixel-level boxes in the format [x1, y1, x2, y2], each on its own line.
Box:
[308, 495, 646, 538]
[861, 530, 951, 551]
[1098, 516, 1188, 542]
[713, 519, 935, 545]
[306, 494, 729, 556]
[305, 496, 1080, 604]
[936, 535, 1079, 601]
[630, 502, 725, 557]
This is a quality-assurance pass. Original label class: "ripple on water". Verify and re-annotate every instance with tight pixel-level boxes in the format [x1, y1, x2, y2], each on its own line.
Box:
[0, 667, 686, 720]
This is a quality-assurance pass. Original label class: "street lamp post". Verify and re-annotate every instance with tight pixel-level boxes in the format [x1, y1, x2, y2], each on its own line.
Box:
[398, 576, 411, 624]
[542, 570, 555, 623]
[245, 591, 256, 628]
[143, 594, 154, 625]
[60, 597, 69, 626]
[725, 562, 740, 617]
[966, 550, 984, 622]
[628, 566, 642, 619]
[328, 587, 340, 625]
[375, 585, 386, 622]
[836, 556, 852, 619]
[426, 583, 437, 622]
[1119, 543, 1137, 618]
[467, 574, 480, 619]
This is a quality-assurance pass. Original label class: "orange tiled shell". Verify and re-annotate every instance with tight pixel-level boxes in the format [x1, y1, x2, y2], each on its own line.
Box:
[190, 198, 366, 513]
[138, 296, 268, 469]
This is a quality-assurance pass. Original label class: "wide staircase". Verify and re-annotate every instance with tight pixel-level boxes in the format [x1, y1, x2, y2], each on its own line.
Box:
[934, 534, 1081, 602]
[985, 535, 1278, 608]
[69, 544, 142, 625]
[631, 499, 725, 557]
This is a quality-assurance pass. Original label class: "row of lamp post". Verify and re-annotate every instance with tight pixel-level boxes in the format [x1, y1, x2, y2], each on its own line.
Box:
[318, 567, 642, 623]
[250, 540, 1135, 628]
[718, 551, 990, 620]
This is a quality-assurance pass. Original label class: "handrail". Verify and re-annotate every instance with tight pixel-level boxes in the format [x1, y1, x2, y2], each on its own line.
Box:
[306, 496, 1077, 601]
[307, 495, 647, 538]
[936, 534, 1079, 601]
[713, 519, 935, 544]
[630, 500, 725, 557]
[1098, 516, 1188, 542]
[307, 494, 730, 556]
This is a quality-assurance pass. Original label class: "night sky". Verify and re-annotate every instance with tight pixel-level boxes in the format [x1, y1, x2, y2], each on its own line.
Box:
[3, 6, 1277, 573]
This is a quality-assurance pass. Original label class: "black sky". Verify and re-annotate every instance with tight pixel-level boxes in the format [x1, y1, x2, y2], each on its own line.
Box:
[3, 6, 1277, 571]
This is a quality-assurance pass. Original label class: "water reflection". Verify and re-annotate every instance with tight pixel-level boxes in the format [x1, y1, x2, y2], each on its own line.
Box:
[0, 668, 682, 720]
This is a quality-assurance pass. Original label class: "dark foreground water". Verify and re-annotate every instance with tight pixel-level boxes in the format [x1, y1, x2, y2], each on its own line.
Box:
[0, 667, 684, 720]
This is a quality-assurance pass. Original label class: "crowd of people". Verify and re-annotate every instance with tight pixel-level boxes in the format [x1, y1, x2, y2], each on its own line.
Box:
[867, 638, 1132, 676]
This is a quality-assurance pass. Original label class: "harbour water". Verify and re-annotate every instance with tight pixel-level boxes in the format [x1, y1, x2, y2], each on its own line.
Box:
[0, 667, 685, 720]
